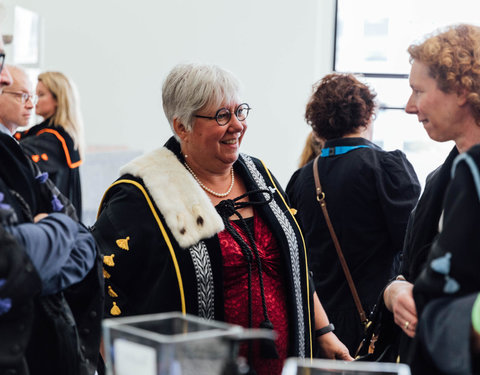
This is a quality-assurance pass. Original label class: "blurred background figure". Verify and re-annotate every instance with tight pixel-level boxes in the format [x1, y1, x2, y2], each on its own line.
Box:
[16, 71, 84, 219]
[287, 73, 420, 354]
[298, 131, 324, 168]
[0, 65, 35, 135]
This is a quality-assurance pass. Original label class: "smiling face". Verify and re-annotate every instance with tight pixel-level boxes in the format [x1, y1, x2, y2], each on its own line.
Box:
[405, 60, 466, 143]
[0, 67, 34, 133]
[176, 100, 247, 174]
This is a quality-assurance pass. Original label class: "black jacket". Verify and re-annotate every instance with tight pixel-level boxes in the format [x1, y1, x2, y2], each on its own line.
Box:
[412, 144, 480, 374]
[286, 137, 420, 353]
[93, 137, 316, 359]
[16, 120, 83, 220]
[0, 133, 103, 375]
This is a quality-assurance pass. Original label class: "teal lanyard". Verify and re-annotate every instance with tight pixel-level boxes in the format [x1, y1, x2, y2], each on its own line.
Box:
[320, 145, 370, 157]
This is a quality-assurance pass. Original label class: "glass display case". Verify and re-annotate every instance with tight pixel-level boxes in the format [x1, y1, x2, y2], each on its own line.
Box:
[103, 311, 274, 375]
[281, 358, 411, 375]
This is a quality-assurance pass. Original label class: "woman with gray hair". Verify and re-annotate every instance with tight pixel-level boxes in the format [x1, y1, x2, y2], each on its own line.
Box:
[93, 62, 351, 374]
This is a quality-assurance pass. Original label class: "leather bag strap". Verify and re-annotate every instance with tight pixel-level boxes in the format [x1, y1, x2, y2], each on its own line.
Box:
[312, 155, 368, 325]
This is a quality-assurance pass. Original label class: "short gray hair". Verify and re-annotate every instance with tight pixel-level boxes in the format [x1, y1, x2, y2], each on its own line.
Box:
[162, 63, 242, 138]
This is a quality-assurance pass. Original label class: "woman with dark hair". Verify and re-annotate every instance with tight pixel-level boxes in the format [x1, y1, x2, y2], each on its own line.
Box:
[286, 73, 420, 354]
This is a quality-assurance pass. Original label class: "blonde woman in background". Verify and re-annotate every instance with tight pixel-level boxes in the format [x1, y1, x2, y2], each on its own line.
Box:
[16, 72, 85, 219]
[298, 131, 324, 168]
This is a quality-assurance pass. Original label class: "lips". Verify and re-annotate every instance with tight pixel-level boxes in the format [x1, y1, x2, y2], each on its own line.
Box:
[222, 139, 237, 145]
[418, 117, 428, 125]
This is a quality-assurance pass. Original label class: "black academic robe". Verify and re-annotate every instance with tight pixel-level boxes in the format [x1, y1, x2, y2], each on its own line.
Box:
[92, 136, 316, 359]
[0, 133, 102, 375]
[0, 223, 41, 375]
[16, 120, 83, 220]
[286, 137, 421, 353]
[411, 144, 480, 374]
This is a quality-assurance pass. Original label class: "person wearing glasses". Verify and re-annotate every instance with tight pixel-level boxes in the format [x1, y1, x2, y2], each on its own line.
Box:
[15, 71, 84, 219]
[93, 62, 351, 375]
[0, 18, 103, 375]
[0, 65, 36, 136]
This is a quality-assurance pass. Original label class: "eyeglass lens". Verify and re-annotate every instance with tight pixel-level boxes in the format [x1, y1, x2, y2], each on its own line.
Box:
[216, 103, 250, 125]
[24, 93, 38, 105]
[0, 54, 5, 75]
[235, 104, 250, 121]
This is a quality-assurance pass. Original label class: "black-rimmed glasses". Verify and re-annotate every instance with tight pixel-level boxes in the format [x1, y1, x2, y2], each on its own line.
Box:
[2, 91, 39, 105]
[0, 53, 5, 75]
[195, 103, 251, 126]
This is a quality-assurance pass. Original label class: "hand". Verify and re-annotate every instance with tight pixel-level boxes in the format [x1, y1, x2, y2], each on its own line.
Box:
[384, 280, 417, 338]
[33, 213, 48, 222]
[316, 332, 353, 360]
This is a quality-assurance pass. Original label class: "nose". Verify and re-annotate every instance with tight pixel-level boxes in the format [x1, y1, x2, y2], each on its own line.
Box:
[405, 93, 417, 114]
[25, 98, 34, 109]
[227, 113, 246, 133]
[0, 65, 12, 89]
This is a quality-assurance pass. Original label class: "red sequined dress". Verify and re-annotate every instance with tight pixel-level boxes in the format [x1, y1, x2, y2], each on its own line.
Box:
[218, 213, 289, 375]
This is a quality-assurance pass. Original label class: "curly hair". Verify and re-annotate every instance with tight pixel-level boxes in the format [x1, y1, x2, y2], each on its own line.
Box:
[305, 73, 376, 140]
[408, 24, 480, 123]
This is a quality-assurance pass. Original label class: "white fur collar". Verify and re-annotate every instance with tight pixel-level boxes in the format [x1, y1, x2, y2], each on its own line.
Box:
[119, 147, 224, 249]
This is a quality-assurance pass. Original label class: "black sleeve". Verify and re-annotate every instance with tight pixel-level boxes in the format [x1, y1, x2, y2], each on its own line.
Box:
[413, 158, 480, 314]
[0, 225, 42, 369]
[415, 294, 477, 374]
[376, 151, 421, 254]
[91, 181, 171, 317]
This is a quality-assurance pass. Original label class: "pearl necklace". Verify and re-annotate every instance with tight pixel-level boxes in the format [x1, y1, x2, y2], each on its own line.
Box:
[184, 162, 235, 197]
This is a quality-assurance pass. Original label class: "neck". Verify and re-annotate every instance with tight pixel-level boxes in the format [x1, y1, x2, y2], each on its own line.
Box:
[343, 125, 372, 141]
[184, 160, 235, 198]
[0, 121, 15, 135]
[455, 117, 480, 153]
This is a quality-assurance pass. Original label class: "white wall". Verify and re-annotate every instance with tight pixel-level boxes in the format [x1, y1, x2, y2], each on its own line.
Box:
[3, 0, 336, 186]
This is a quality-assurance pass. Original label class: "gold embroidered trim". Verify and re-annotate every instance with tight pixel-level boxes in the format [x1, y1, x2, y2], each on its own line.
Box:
[97, 179, 186, 314]
[110, 302, 121, 316]
[108, 285, 118, 297]
[103, 268, 111, 279]
[116, 236, 130, 250]
[103, 254, 115, 267]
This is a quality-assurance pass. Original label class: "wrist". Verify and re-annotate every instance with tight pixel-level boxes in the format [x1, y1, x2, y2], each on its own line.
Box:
[315, 323, 335, 338]
[384, 279, 410, 311]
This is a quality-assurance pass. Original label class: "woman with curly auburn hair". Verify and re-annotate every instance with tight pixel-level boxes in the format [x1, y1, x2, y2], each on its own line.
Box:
[379, 24, 480, 373]
[286, 73, 420, 354]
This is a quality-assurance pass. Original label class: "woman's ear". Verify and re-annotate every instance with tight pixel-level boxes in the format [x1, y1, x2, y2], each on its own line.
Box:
[457, 89, 468, 106]
[173, 118, 188, 141]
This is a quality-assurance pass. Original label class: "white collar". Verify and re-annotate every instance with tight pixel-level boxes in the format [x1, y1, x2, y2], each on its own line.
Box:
[120, 147, 224, 249]
[0, 123, 12, 136]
